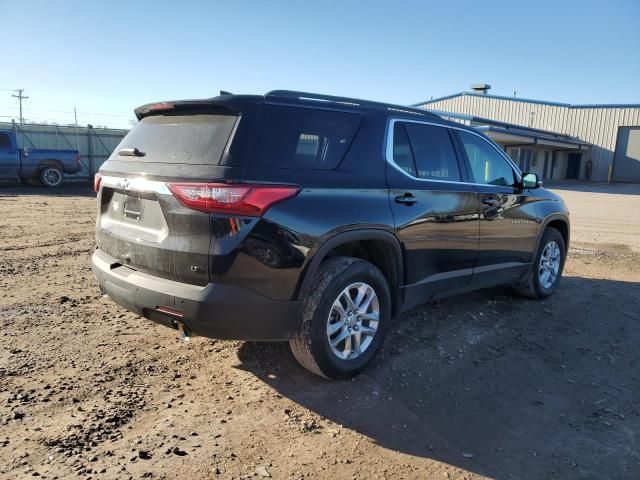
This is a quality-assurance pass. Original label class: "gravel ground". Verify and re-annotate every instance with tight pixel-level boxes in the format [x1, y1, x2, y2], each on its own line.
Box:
[549, 182, 640, 254]
[1, 185, 639, 480]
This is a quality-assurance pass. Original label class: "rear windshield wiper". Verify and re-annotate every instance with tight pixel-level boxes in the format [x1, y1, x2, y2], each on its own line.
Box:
[118, 147, 146, 157]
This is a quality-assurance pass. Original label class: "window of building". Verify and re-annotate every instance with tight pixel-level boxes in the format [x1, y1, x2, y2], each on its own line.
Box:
[458, 130, 515, 186]
[295, 134, 321, 159]
[507, 147, 520, 165]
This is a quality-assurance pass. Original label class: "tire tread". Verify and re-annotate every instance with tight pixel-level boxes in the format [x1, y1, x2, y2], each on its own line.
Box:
[290, 257, 359, 378]
[290, 256, 389, 379]
[514, 227, 565, 300]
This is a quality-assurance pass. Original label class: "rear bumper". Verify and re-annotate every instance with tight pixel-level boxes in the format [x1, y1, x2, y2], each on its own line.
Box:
[91, 249, 303, 341]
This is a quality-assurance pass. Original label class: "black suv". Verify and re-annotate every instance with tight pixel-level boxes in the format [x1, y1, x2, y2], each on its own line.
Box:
[92, 90, 570, 379]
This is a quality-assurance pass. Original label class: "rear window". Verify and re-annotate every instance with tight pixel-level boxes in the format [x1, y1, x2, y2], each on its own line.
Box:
[246, 105, 361, 169]
[113, 114, 237, 164]
[0, 133, 11, 149]
[392, 123, 417, 176]
[404, 123, 461, 182]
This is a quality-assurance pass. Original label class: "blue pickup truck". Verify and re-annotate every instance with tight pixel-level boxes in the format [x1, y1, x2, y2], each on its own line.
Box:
[0, 129, 81, 187]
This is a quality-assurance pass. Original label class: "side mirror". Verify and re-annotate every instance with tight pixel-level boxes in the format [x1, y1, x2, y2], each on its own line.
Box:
[521, 172, 541, 189]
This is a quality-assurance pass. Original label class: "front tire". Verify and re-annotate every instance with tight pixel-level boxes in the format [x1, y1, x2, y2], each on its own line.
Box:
[514, 227, 566, 299]
[40, 166, 64, 188]
[290, 257, 391, 379]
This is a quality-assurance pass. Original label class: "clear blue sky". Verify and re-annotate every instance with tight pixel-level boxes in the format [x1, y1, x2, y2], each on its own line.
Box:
[1, 0, 639, 128]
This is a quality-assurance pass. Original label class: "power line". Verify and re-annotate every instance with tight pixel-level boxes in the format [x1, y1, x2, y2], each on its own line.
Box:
[0, 105, 132, 118]
[11, 89, 28, 124]
[0, 92, 134, 128]
[0, 105, 130, 117]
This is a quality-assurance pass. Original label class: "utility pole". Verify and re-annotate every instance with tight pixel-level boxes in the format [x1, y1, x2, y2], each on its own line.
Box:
[74, 107, 80, 150]
[12, 89, 28, 124]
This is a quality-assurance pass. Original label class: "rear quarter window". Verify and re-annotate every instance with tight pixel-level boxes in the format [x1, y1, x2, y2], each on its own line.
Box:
[245, 105, 361, 169]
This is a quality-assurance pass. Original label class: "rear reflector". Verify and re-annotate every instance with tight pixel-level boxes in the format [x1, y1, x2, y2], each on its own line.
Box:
[156, 306, 183, 317]
[94, 173, 102, 193]
[167, 183, 300, 216]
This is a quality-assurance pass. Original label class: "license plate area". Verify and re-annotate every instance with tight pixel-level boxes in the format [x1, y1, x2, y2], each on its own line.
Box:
[99, 188, 168, 244]
[123, 195, 142, 220]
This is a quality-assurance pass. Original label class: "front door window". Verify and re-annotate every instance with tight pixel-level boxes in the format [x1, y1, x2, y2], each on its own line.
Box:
[458, 131, 516, 186]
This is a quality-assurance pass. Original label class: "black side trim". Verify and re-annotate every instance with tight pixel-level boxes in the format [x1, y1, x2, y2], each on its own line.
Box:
[403, 268, 474, 289]
[296, 229, 404, 313]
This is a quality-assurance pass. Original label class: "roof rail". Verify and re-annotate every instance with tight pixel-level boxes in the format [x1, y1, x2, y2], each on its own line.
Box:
[266, 90, 370, 106]
[265, 90, 434, 117]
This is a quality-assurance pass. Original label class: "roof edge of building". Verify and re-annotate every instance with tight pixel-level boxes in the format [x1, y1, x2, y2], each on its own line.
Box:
[411, 92, 640, 110]
[429, 109, 586, 142]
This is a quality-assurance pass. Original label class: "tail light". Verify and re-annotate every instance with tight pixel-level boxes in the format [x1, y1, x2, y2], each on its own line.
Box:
[94, 173, 102, 193]
[167, 183, 300, 216]
[76, 153, 81, 164]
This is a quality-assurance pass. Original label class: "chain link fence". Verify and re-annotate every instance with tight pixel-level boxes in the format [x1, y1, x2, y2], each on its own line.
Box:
[1, 120, 128, 180]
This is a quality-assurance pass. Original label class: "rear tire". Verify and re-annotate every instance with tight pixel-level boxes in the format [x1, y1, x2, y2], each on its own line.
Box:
[290, 257, 391, 379]
[514, 227, 566, 299]
[40, 166, 64, 188]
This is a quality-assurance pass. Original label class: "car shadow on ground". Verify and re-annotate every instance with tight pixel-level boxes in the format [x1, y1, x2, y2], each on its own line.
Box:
[0, 184, 95, 198]
[236, 276, 640, 479]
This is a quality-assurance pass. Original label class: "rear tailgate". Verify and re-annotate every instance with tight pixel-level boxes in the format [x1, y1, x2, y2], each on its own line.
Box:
[96, 109, 243, 285]
[97, 176, 214, 285]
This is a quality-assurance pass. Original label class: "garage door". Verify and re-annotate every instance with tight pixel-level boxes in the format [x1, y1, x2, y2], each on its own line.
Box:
[613, 127, 640, 182]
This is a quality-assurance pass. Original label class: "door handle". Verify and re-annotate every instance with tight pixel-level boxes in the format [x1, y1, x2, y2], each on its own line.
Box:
[395, 193, 418, 205]
[481, 198, 500, 206]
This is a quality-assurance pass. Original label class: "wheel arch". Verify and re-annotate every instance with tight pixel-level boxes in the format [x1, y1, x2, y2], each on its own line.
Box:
[295, 229, 404, 315]
[537, 214, 570, 254]
[37, 159, 64, 171]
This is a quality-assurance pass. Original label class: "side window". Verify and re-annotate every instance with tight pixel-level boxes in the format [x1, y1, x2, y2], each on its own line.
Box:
[392, 123, 417, 176]
[404, 123, 461, 181]
[458, 130, 515, 186]
[0, 133, 11, 149]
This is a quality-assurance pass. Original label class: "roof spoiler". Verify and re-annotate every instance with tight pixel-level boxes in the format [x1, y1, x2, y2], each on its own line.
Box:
[134, 98, 238, 120]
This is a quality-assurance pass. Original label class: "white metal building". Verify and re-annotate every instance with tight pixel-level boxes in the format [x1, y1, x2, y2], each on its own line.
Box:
[413, 89, 640, 182]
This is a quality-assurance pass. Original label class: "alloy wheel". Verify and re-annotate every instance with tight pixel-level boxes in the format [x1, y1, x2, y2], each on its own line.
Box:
[42, 168, 62, 187]
[326, 282, 379, 360]
[539, 241, 561, 289]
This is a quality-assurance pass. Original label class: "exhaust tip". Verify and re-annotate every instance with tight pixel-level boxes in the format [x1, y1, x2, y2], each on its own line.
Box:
[172, 320, 191, 342]
[145, 306, 192, 341]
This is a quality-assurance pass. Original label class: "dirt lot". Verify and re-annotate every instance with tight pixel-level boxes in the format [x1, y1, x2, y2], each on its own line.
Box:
[549, 182, 640, 254]
[1, 185, 639, 480]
